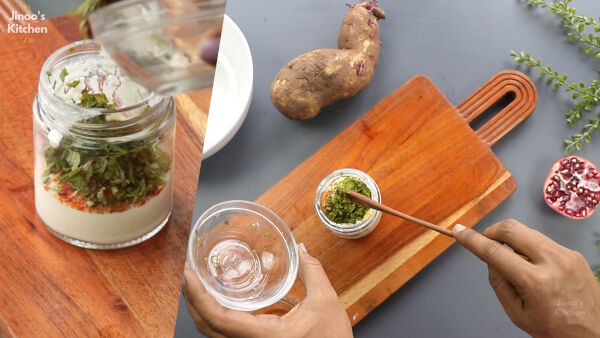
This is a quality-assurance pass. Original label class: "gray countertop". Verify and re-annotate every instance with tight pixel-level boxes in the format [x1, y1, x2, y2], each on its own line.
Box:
[175, 1, 600, 337]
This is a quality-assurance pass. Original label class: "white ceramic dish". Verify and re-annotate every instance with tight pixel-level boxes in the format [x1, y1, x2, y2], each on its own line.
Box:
[203, 15, 253, 159]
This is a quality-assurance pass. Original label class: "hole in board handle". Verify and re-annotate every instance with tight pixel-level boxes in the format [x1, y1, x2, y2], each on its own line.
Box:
[469, 91, 516, 131]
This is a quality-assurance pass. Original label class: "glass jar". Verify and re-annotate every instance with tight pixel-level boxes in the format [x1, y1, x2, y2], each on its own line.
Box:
[315, 168, 382, 239]
[89, 0, 227, 95]
[188, 200, 299, 311]
[33, 40, 176, 249]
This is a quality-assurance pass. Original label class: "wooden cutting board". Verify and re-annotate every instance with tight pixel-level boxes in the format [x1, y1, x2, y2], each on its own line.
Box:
[0, 12, 209, 337]
[256, 70, 536, 324]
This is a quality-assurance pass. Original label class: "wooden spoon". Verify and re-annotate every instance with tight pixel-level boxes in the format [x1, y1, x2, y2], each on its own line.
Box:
[344, 190, 454, 238]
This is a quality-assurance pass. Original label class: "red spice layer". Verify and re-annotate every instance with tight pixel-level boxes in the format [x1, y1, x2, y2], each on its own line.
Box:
[44, 183, 165, 214]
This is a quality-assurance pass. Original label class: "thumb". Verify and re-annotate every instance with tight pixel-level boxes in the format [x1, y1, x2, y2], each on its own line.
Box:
[297, 243, 336, 301]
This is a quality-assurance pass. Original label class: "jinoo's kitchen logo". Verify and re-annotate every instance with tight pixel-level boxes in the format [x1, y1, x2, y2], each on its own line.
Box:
[7, 1, 48, 35]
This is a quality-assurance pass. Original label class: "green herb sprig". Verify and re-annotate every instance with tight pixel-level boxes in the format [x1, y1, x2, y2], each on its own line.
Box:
[510, 51, 600, 127]
[529, 0, 600, 59]
[511, 0, 600, 152]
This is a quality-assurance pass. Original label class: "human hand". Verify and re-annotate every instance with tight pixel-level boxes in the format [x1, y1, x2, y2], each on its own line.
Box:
[453, 219, 600, 338]
[183, 243, 353, 338]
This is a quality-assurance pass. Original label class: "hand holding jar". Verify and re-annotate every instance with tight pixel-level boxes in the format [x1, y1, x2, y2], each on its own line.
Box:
[183, 243, 353, 338]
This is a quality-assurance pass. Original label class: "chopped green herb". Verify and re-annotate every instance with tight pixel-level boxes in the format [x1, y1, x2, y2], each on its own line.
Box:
[323, 177, 372, 224]
[43, 133, 170, 209]
[67, 80, 80, 88]
[79, 89, 116, 109]
[69, 47, 75, 54]
[143, 105, 151, 113]
[264, 231, 270, 236]
[60, 68, 68, 82]
[210, 254, 219, 267]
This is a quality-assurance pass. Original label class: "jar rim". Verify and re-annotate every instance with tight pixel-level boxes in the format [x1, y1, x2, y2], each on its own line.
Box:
[188, 200, 299, 311]
[36, 40, 174, 142]
[38, 40, 159, 116]
[315, 168, 382, 235]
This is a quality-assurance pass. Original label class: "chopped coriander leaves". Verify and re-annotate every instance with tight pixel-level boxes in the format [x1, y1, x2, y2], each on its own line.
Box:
[43, 136, 171, 210]
[60, 68, 68, 82]
[79, 90, 116, 109]
[323, 177, 372, 224]
[67, 80, 80, 88]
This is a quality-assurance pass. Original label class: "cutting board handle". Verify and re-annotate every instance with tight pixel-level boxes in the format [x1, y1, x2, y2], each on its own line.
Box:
[456, 70, 537, 147]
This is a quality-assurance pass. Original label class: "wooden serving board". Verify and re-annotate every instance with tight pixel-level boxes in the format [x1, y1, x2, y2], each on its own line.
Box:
[0, 12, 210, 337]
[256, 70, 536, 324]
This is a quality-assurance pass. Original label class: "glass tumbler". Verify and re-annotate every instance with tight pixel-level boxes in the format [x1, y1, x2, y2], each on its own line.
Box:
[89, 0, 226, 95]
[188, 200, 299, 311]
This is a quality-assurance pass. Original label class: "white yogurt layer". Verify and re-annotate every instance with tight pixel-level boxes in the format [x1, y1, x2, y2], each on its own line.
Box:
[34, 170, 173, 245]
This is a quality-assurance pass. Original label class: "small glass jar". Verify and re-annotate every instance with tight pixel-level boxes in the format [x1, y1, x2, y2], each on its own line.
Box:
[315, 168, 382, 239]
[188, 201, 299, 311]
[33, 40, 176, 249]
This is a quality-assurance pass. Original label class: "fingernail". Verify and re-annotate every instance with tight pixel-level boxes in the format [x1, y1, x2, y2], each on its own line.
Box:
[299, 242, 307, 253]
[453, 224, 466, 233]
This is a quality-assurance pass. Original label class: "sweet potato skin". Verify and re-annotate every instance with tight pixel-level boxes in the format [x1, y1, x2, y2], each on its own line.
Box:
[270, 2, 385, 120]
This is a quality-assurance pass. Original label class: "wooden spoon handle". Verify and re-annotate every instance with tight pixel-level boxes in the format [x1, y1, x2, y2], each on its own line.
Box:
[345, 190, 454, 238]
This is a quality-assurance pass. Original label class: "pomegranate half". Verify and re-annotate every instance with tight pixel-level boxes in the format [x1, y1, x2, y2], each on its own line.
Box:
[544, 156, 600, 219]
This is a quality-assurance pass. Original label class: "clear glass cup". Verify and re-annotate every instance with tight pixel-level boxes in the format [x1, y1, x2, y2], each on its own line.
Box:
[315, 168, 382, 239]
[89, 0, 226, 95]
[33, 40, 176, 249]
[188, 200, 299, 311]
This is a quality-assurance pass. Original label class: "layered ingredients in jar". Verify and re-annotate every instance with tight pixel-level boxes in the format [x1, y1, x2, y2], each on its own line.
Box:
[34, 42, 175, 247]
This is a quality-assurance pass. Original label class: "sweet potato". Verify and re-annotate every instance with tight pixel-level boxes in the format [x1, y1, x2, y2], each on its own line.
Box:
[270, 1, 385, 120]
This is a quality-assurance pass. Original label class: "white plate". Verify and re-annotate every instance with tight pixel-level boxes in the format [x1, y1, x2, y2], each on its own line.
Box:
[202, 15, 253, 159]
